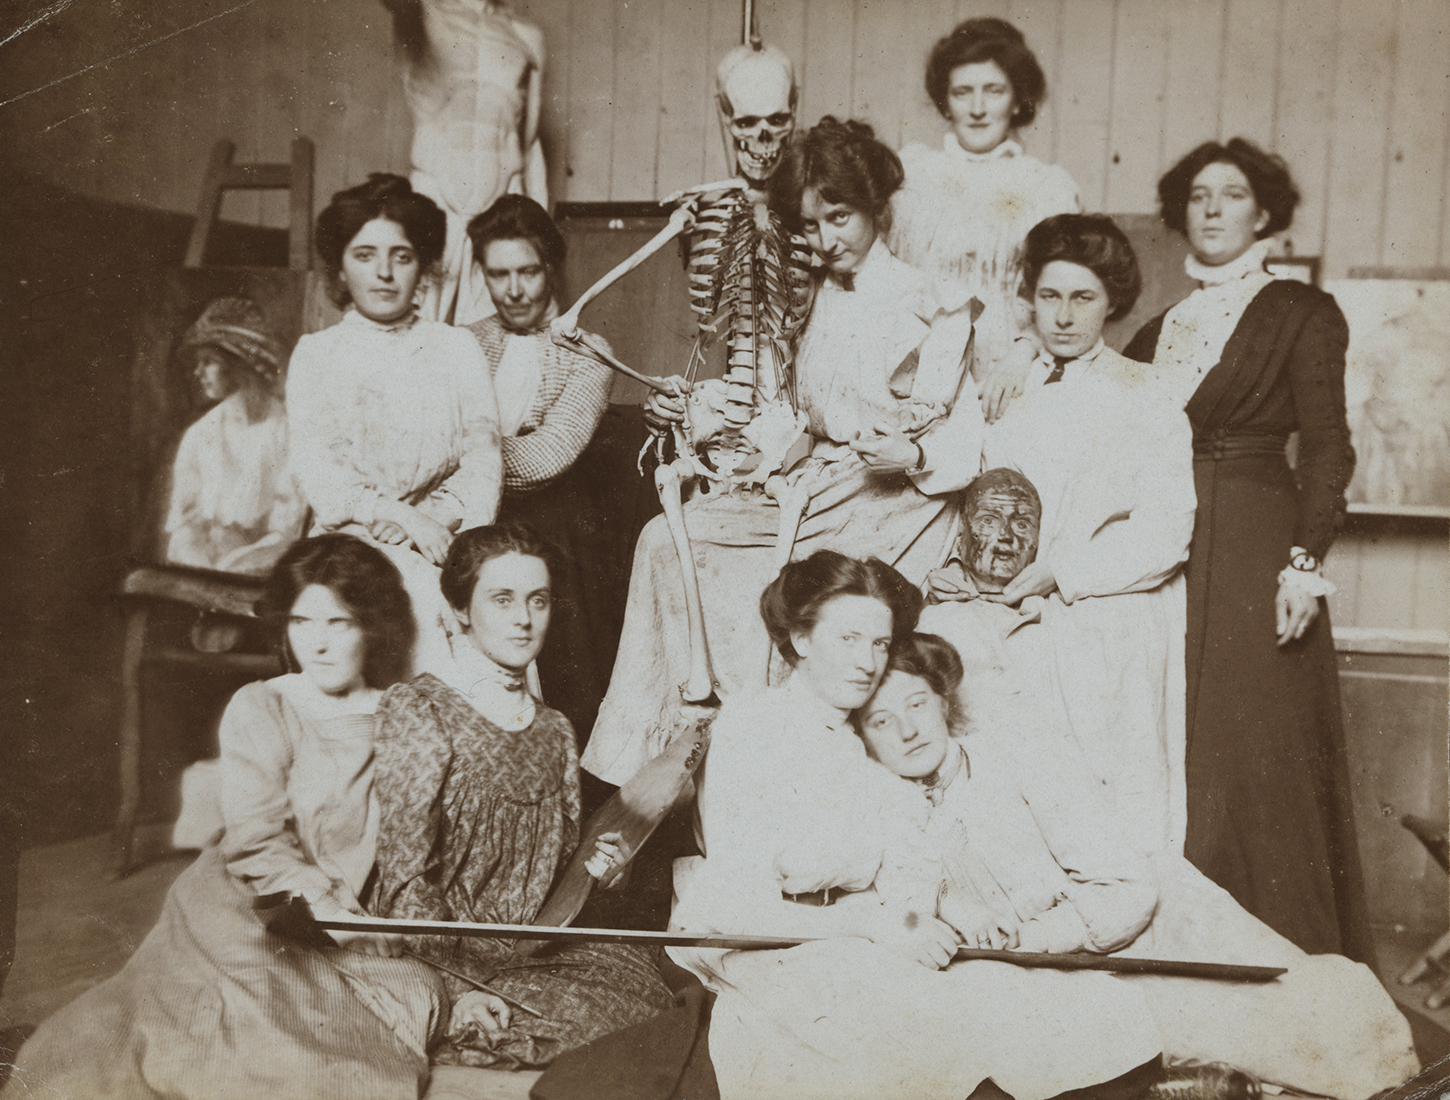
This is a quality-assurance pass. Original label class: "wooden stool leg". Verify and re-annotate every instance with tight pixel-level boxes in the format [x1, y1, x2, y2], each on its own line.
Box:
[109, 605, 150, 878]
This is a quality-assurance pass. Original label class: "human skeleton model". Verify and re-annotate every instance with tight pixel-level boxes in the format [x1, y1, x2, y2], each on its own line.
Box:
[551, 42, 814, 708]
[385, 0, 547, 324]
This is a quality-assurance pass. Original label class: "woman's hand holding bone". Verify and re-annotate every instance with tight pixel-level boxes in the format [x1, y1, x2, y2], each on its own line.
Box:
[451, 991, 512, 1040]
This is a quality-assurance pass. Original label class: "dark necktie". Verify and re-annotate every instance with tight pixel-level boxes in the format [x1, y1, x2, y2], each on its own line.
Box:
[835, 272, 855, 292]
[1043, 355, 1072, 384]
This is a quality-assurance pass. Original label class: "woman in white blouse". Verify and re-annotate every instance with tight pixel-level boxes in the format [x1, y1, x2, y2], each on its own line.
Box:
[670, 550, 1163, 1100]
[889, 17, 1082, 416]
[854, 632, 1417, 1100]
[929, 213, 1196, 853]
[287, 173, 503, 676]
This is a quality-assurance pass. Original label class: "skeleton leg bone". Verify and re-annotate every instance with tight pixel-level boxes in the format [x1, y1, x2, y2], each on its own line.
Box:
[655, 459, 720, 707]
[761, 471, 812, 685]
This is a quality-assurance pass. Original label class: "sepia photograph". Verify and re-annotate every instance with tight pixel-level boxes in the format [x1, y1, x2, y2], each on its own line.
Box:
[1, 1, 1447, 1098]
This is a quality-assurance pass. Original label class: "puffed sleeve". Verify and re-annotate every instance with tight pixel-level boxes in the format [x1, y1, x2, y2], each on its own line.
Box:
[1287, 294, 1355, 559]
[372, 681, 456, 936]
[1012, 740, 1157, 955]
[436, 327, 503, 529]
[285, 331, 394, 529]
[501, 339, 612, 491]
[1051, 383, 1196, 603]
[219, 683, 346, 909]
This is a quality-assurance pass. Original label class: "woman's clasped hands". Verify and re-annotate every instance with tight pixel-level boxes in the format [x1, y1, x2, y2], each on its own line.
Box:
[370, 499, 456, 566]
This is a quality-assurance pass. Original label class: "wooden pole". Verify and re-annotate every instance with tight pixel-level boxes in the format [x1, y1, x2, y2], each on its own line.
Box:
[311, 912, 1287, 983]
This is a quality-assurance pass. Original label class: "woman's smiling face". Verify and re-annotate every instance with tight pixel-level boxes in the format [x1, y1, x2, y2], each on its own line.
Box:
[857, 670, 952, 779]
[790, 594, 894, 711]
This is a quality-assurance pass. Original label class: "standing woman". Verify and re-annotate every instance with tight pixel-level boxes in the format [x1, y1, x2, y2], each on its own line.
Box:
[288, 173, 503, 676]
[1123, 138, 1370, 961]
[889, 17, 1081, 413]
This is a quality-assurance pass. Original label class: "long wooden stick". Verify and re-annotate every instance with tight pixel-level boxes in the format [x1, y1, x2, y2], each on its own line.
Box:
[403, 951, 549, 1020]
[314, 914, 1286, 983]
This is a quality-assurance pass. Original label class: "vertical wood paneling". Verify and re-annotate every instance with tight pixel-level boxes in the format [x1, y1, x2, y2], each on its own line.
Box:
[896, 1, 955, 153]
[610, 0, 664, 199]
[1218, 0, 1280, 147]
[1006, 0, 1063, 164]
[563, 0, 617, 200]
[1380, 0, 1450, 268]
[1412, 538, 1450, 632]
[1272, 0, 1337, 256]
[955, 0, 1012, 21]
[655, 0, 713, 199]
[1159, 0, 1224, 178]
[851, 1, 909, 141]
[1053, 0, 1115, 212]
[1322, 0, 1396, 279]
[800, 0, 856, 127]
[516, 0, 574, 207]
[1103, 0, 1169, 214]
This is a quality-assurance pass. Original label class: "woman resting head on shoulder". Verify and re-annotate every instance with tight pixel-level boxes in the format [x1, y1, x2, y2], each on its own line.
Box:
[289, 173, 503, 675]
[371, 523, 664, 1068]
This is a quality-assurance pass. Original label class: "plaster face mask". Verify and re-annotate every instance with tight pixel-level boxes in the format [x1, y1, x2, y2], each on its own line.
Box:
[962, 486, 1041, 593]
[716, 45, 797, 186]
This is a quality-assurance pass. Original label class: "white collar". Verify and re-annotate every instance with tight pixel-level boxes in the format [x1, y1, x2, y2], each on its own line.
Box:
[341, 306, 419, 335]
[1185, 237, 1275, 287]
[781, 672, 853, 735]
[1039, 337, 1105, 367]
[821, 237, 895, 293]
[944, 134, 1022, 162]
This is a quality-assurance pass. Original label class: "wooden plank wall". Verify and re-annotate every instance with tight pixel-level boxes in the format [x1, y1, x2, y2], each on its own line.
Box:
[3, 0, 1448, 280]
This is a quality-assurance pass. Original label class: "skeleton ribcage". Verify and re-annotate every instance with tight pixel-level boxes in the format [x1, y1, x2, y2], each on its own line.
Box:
[688, 192, 814, 431]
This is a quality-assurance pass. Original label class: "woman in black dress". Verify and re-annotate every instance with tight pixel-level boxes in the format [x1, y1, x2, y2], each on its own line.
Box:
[1124, 138, 1370, 962]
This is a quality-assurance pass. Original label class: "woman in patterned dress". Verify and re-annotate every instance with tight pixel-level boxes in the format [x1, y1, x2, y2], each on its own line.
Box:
[372, 522, 673, 1070]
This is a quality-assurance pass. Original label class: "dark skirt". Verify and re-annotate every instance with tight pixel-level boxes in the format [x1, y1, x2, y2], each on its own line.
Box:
[1184, 452, 1374, 962]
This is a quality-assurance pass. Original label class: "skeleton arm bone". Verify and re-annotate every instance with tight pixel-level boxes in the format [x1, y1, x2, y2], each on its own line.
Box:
[551, 329, 676, 396]
[550, 203, 700, 341]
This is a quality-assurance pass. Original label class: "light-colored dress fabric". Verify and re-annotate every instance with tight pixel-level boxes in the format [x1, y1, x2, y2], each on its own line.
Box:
[982, 341, 1196, 852]
[582, 241, 984, 785]
[164, 391, 306, 574]
[667, 678, 1163, 1100]
[286, 309, 503, 675]
[406, 0, 547, 324]
[889, 135, 1081, 372]
[880, 735, 1418, 1100]
[3, 677, 447, 1100]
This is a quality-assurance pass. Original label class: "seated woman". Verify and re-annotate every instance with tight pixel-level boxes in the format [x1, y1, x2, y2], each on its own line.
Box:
[463, 195, 626, 736]
[929, 213, 1196, 852]
[856, 632, 1418, 1100]
[5, 535, 447, 1100]
[583, 117, 985, 788]
[371, 522, 673, 1071]
[669, 549, 1163, 1100]
[164, 295, 306, 574]
[287, 173, 503, 676]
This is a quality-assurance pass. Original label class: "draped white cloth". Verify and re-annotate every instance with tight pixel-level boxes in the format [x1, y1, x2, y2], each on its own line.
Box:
[983, 342, 1196, 852]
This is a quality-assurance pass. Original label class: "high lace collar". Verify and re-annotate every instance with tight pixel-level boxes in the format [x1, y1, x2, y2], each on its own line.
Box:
[915, 740, 968, 807]
[1185, 237, 1275, 287]
[341, 306, 420, 335]
[450, 638, 530, 697]
[943, 134, 1023, 163]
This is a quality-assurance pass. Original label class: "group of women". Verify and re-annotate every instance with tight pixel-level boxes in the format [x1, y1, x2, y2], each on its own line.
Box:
[4, 13, 1423, 1100]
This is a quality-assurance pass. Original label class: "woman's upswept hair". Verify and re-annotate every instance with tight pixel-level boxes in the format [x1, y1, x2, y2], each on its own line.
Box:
[760, 549, 923, 666]
[1157, 138, 1300, 239]
[439, 521, 562, 614]
[466, 194, 567, 274]
[869, 632, 967, 733]
[1019, 213, 1142, 322]
[925, 17, 1047, 129]
[259, 534, 414, 688]
[768, 116, 904, 237]
[314, 173, 447, 305]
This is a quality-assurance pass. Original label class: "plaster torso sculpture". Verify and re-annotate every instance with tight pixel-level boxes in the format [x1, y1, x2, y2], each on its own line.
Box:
[983, 341, 1196, 851]
[391, 0, 546, 324]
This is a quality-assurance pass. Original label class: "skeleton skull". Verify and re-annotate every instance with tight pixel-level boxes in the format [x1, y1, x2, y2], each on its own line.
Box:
[716, 44, 797, 185]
